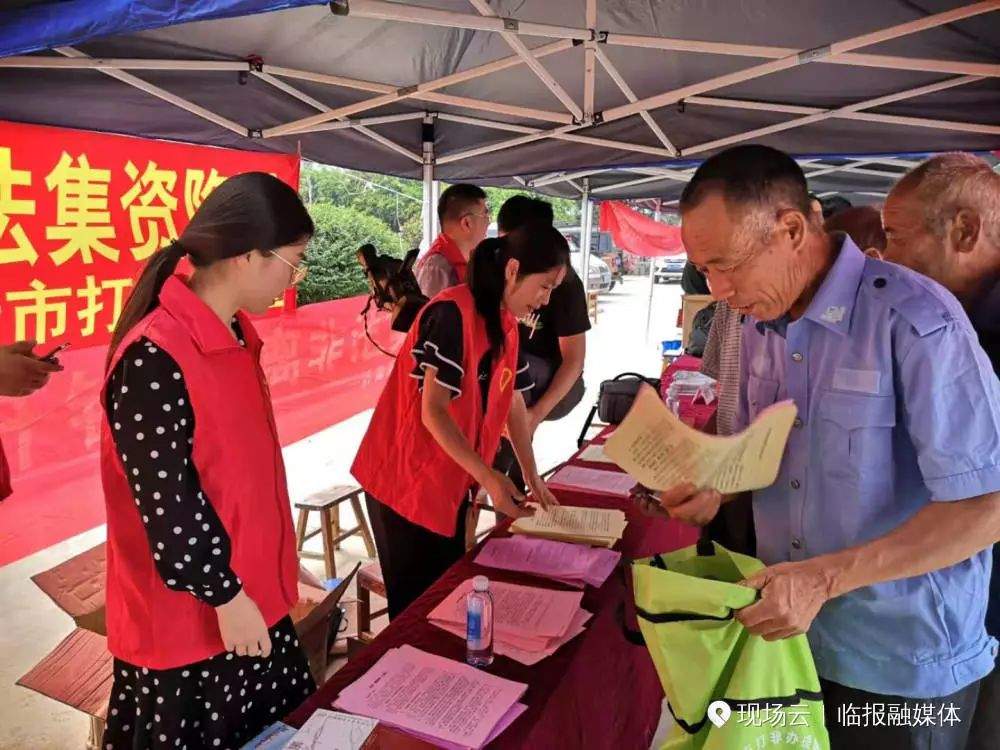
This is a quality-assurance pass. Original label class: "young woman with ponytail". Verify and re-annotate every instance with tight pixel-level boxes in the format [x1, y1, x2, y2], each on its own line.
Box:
[100, 172, 319, 749]
[352, 225, 569, 617]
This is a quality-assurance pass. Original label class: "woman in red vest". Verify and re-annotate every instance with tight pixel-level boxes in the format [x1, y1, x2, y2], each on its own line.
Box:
[353, 225, 569, 617]
[100, 173, 317, 749]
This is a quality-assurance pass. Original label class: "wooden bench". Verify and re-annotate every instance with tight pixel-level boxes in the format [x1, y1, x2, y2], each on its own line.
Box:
[294, 485, 376, 580]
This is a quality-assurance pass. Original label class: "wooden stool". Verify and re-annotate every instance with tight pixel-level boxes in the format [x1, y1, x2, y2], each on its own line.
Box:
[587, 290, 599, 323]
[356, 562, 388, 643]
[295, 485, 376, 580]
[17, 627, 113, 750]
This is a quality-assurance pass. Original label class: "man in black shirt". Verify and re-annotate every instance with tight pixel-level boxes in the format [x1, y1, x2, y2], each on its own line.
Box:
[882, 153, 1000, 750]
[493, 196, 591, 487]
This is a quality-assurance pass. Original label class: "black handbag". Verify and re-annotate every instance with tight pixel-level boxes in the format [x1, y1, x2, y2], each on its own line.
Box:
[577, 372, 660, 448]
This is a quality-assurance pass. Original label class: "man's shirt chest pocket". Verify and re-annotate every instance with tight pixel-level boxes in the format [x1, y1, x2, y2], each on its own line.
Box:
[816, 391, 897, 482]
[746, 374, 780, 421]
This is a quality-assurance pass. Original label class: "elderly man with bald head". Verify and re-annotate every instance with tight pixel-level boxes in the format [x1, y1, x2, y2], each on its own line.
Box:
[883, 153, 1000, 370]
[883, 152, 1000, 750]
[643, 144, 1000, 749]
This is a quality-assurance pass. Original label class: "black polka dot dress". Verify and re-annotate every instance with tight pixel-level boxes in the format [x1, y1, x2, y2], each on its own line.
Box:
[101, 326, 315, 750]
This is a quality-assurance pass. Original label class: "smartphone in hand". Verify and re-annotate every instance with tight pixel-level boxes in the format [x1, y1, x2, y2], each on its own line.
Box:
[39, 343, 70, 363]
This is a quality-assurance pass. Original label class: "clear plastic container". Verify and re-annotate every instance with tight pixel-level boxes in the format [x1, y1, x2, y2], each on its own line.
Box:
[465, 575, 494, 667]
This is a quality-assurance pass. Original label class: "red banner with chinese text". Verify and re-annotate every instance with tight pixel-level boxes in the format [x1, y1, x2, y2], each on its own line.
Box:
[0, 119, 301, 348]
[0, 122, 403, 566]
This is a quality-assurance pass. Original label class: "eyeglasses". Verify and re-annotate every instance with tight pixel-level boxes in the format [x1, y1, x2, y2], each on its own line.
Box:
[462, 209, 491, 222]
[268, 251, 308, 285]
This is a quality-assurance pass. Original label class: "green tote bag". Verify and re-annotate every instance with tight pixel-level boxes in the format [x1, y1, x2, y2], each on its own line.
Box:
[632, 542, 830, 750]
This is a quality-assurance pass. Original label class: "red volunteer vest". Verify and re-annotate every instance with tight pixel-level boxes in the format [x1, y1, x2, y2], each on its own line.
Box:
[352, 285, 519, 537]
[417, 233, 468, 284]
[100, 275, 299, 669]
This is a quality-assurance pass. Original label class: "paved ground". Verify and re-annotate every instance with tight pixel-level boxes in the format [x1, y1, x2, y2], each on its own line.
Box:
[0, 274, 684, 749]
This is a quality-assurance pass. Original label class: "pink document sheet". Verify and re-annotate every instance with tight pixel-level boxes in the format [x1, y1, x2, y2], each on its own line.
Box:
[426, 578, 583, 640]
[474, 536, 621, 588]
[545, 465, 635, 498]
[333, 645, 527, 750]
[430, 608, 593, 666]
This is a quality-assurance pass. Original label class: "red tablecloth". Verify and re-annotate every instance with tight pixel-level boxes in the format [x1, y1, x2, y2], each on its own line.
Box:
[287, 445, 699, 749]
[660, 355, 717, 432]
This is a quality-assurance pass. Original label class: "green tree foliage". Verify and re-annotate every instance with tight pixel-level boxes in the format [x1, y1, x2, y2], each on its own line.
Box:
[298, 203, 401, 305]
[482, 186, 579, 226]
[302, 165, 422, 241]
[298, 163, 580, 304]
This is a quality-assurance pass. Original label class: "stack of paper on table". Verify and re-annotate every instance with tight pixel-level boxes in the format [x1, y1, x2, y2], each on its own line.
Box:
[510, 504, 627, 548]
[604, 385, 797, 493]
[475, 536, 620, 589]
[285, 709, 377, 750]
[427, 578, 592, 666]
[334, 645, 527, 750]
[545, 465, 635, 498]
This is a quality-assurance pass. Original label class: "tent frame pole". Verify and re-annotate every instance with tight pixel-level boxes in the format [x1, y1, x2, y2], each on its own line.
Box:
[579, 180, 593, 293]
[262, 39, 575, 137]
[421, 113, 437, 252]
[53, 47, 247, 135]
[529, 168, 611, 189]
[350, 0, 589, 39]
[582, 0, 597, 123]
[685, 94, 1000, 137]
[683, 74, 986, 156]
[468, 0, 583, 121]
[601, 1, 999, 123]
[592, 46, 677, 155]
[253, 71, 423, 161]
[428, 1, 996, 163]
[604, 34, 1000, 79]
[431, 113, 675, 159]
[6, 1, 991, 170]
[645, 201, 662, 343]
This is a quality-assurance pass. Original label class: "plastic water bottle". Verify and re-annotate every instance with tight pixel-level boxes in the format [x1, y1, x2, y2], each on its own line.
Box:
[466, 575, 494, 667]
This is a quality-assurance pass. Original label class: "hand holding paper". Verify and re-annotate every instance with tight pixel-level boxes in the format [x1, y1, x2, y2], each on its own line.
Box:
[604, 385, 797, 494]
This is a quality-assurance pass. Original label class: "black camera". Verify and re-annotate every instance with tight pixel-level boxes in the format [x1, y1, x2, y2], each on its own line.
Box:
[356, 243, 428, 333]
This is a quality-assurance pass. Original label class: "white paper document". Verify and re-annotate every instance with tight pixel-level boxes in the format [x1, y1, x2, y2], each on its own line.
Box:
[510, 504, 627, 547]
[285, 710, 376, 750]
[603, 385, 797, 493]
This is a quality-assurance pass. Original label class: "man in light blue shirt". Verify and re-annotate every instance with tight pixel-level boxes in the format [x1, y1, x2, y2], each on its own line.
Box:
[656, 144, 1000, 749]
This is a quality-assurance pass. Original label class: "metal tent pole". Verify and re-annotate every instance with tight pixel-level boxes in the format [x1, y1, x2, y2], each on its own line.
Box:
[645, 201, 660, 342]
[578, 180, 592, 284]
[420, 113, 436, 251]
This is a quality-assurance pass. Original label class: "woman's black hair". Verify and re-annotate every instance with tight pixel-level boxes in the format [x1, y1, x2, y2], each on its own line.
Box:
[467, 224, 570, 362]
[107, 172, 314, 364]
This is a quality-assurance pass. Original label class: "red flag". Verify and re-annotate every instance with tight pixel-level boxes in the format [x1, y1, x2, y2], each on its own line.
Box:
[599, 201, 685, 258]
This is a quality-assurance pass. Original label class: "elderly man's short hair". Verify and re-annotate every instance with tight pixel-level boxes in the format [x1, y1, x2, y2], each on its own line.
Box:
[681, 145, 813, 214]
[895, 153, 1000, 247]
[680, 145, 816, 248]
